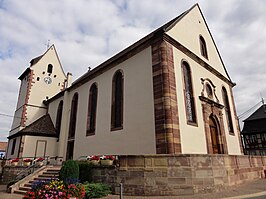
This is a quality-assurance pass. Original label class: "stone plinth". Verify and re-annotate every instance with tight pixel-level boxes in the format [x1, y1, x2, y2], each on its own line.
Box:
[91, 154, 266, 196]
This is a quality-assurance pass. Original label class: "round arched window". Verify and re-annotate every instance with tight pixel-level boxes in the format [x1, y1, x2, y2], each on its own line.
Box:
[206, 84, 213, 98]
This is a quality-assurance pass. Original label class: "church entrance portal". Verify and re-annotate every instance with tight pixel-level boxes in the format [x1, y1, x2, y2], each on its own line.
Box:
[209, 117, 221, 154]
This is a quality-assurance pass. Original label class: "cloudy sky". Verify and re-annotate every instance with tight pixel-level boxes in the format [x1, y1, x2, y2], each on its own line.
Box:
[0, 0, 265, 141]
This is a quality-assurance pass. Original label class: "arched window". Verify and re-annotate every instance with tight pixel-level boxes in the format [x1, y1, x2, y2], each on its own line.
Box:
[87, 83, 98, 135]
[222, 87, 234, 133]
[47, 64, 53, 73]
[111, 70, 123, 130]
[182, 61, 196, 124]
[199, 36, 208, 59]
[206, 83, 213, 99]
[68, 93, 78, 138]
[55, 101, 63, 139]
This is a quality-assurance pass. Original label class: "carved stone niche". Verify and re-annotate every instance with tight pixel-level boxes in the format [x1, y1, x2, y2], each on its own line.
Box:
[200, 78, 219, 104]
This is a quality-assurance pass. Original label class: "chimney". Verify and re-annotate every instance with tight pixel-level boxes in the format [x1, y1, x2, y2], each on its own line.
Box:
[65, 72, 72, 88]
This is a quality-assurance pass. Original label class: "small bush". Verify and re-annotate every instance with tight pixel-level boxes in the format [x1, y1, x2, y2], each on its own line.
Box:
[84, 182, 111, 198]
[59, 160, 79, 183]
[78, 160, 94, 183]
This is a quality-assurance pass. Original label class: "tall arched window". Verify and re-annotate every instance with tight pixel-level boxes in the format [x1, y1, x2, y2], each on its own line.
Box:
[68, 93, 78, 138]
[199, 36, 208, 59]
[182, 61, 196, 124]
[87, 83, 98, 135]
[55, 100, 63, 139]
[47, 64, 53, 73]
[222, 87, 234, 134]
[111, 70, 123, 130]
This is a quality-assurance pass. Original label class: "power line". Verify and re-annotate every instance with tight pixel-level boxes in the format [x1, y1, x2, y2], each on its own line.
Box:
[0, 113, 22, 119]
[237, 100, 263, 119]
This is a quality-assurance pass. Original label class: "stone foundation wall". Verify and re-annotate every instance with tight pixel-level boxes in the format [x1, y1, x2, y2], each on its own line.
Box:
[91, 154, 266, 196]
[1, 166, 26, 183]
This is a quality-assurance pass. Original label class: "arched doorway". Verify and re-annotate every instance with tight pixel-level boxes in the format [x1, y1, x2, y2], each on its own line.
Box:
[209, 116, 221, 154]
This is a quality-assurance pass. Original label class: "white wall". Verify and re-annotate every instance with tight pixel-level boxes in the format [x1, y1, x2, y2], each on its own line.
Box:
[28, 46, 66, 108]
[6, 136, 21, 159]
[173, 48, 241, 155]
[22, 136, 58, 158]
[48, 47, 156, 159]
[166, 5, 229, 79]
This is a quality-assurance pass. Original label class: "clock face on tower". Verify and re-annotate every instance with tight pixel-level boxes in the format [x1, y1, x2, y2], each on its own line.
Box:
[44, 76, 52, 84]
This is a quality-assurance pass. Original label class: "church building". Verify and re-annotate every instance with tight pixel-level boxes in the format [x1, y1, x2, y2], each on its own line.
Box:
[6, 4, 243, 160]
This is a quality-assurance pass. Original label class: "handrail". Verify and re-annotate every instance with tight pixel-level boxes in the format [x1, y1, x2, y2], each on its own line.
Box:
[14, 156, 49, 182]
[8, 156, 64, 185]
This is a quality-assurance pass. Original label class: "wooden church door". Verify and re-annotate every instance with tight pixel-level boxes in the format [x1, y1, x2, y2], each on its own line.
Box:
[209, 117, 221, 154]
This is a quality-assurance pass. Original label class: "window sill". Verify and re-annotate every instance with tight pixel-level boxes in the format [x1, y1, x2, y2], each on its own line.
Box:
[229, 132, 235, 136]
[86, 131, 95, 136]
[111, 126, 123, 131]
[187, 121, 198, 127]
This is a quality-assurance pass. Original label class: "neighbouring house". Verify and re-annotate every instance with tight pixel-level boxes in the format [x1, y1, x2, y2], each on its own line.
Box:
[241, 104, 266, 156]
[6, 4, 243, 160]
[0, 142, 7, 159]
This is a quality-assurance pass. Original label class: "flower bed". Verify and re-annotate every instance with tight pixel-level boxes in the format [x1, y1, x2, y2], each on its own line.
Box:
[23, 179, 85, 199]
[23, 178, 111, 199]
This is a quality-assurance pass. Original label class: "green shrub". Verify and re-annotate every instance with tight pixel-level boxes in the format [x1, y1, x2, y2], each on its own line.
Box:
[78, 160, 94, 183]
[59, 160, 79, 183]
[84, 182, 111, 198]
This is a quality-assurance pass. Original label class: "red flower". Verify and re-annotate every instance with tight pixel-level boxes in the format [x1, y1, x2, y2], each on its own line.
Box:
[105, 155, 115, 160]
[11, 158, 19, 163]
[36, 157, 45, 162]
[101, 155, 115, 160]
[23, 158, 32, 162]
[90, 156, 100, 160]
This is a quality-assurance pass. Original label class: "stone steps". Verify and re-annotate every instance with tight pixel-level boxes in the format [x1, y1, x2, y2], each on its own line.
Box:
[12, 165, 61, 196]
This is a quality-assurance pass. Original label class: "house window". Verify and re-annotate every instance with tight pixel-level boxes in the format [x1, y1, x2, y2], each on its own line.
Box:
[68, 93, 78, 138]
[182, 61, 196, 124]
[199, 36, 208, 59]
[222, 87, 234, 134]
[55, 100, 63, 139]
[111, 70, 123, 130]
[47, 64, 53, 73]
[11, 138, 16, 155]
[87, 83, 98, 135]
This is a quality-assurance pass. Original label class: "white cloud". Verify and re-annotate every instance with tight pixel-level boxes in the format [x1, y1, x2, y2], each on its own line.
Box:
[1, 0, 266, 141]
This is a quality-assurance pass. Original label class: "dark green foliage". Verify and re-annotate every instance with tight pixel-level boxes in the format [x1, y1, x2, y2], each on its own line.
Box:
[78, 160, 94, 183]
[83, 183, 111, 198]
[59, 160, 79, 183]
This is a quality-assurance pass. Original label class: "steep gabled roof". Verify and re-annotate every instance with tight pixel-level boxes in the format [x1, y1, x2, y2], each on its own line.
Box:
[70, 4, 193, 87]
[242, 119, 266, 134]
[47, 3, 234, 103]
[241, 104, 266, 134]
[244, 104, 266, 122]
[30, 54, 44, 66]
[18, 44, 66, 80]
[8, 114, 57, 139]
[29, 45, 54, 67]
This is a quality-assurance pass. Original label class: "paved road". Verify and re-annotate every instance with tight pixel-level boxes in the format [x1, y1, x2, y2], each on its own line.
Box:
[0, 178, 265, 199]
[103, 179, 266, 199]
